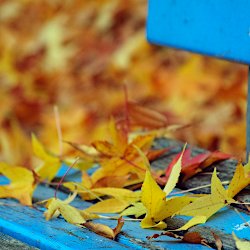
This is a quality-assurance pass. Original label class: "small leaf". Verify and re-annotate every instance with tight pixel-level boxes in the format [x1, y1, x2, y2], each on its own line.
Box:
[45, 198, 86, 225]
[32, 134, 61, 181]
[141, 170, 168, 229]
[227, 162, 250, 198]
[147, 231, 208, 246]
[163, 145, 186, 195]
[83, 217, 124, 240]
[0, 163, 35, 205]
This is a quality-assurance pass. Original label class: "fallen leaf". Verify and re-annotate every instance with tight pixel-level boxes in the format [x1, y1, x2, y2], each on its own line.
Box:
[165, 148, 231, 182]
[183, 232, 205, 244]
[83, 217, 124, 240]
[45, 198, 86, 225]
[141, 147, 188, 229]
[163, 145, 185, 195]
[32, 134, 61, 181]
[147, 231, 209, 246]
[113, 217, 125, 237]
[0, 163, 35, 205]
[227, 162, 250, 198]
[89, 121, 155, 188]
[175, 168, 235, 230]
[141, 170, 169, 229]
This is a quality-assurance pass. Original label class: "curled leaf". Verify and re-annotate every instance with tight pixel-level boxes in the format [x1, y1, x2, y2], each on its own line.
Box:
[83, 217, 124, 240]
[45, 198, 86, 225]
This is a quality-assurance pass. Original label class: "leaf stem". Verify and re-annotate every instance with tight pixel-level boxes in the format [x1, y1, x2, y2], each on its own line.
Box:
[171, 181, 229, 195]
[55, 157, 79, 198]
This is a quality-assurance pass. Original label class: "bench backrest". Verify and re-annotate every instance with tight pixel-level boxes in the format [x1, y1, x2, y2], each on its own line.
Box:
[147, 0, 250, 64]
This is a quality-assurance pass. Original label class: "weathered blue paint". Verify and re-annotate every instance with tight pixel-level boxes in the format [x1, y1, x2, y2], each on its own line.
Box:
[0, 199, 130, 250]
[147, 0, 250, 64]
[0, 185, 211, 250]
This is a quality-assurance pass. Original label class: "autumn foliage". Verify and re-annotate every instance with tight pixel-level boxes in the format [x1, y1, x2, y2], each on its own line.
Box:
[0, 0, 250, 246]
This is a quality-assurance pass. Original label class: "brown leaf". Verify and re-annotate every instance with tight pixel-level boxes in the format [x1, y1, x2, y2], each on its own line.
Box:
[183, 232, 204, 244]
[83, 217, 124, 240]
[147, 231, 209, 247]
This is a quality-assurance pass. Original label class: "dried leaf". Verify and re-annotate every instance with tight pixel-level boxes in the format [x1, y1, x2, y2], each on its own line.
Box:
[83, 217, 124, 240]
[147, 231, 208, 246]
[183, 232, 204, 244]
[0, 163, 35, 205]
[32, 134, 61, 181]
[45, 198, 86, 225]
[165, 149, 230, 182]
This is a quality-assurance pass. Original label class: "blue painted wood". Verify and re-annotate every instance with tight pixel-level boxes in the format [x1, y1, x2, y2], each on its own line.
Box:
[0, 185, 211, 250]
[19, 182, 250, 247]
[147, 0, 250, 64]
[0, 199, 130, 250]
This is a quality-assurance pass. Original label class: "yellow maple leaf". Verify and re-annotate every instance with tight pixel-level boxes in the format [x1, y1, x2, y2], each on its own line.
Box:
[227, 162, 250, 198]
[175, 168, 235, 230]
[141, 170, 169, 229]
[0, 163, 35, 205]
[90, 130, 155, 187]
[32, 134, 61, 181]
[45, 198, 86, 225]
[141, 148, 189, 229]
[163, 144, 186, 195]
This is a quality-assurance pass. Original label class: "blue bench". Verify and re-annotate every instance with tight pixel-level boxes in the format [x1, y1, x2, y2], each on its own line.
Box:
[1, 1, 250, 249]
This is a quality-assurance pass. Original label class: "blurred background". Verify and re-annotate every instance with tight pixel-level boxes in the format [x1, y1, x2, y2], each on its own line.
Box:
[0, 0, 248, 168]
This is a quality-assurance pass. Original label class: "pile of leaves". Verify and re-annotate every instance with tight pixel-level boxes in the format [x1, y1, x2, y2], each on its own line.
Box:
[1, 116, 250, 248]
